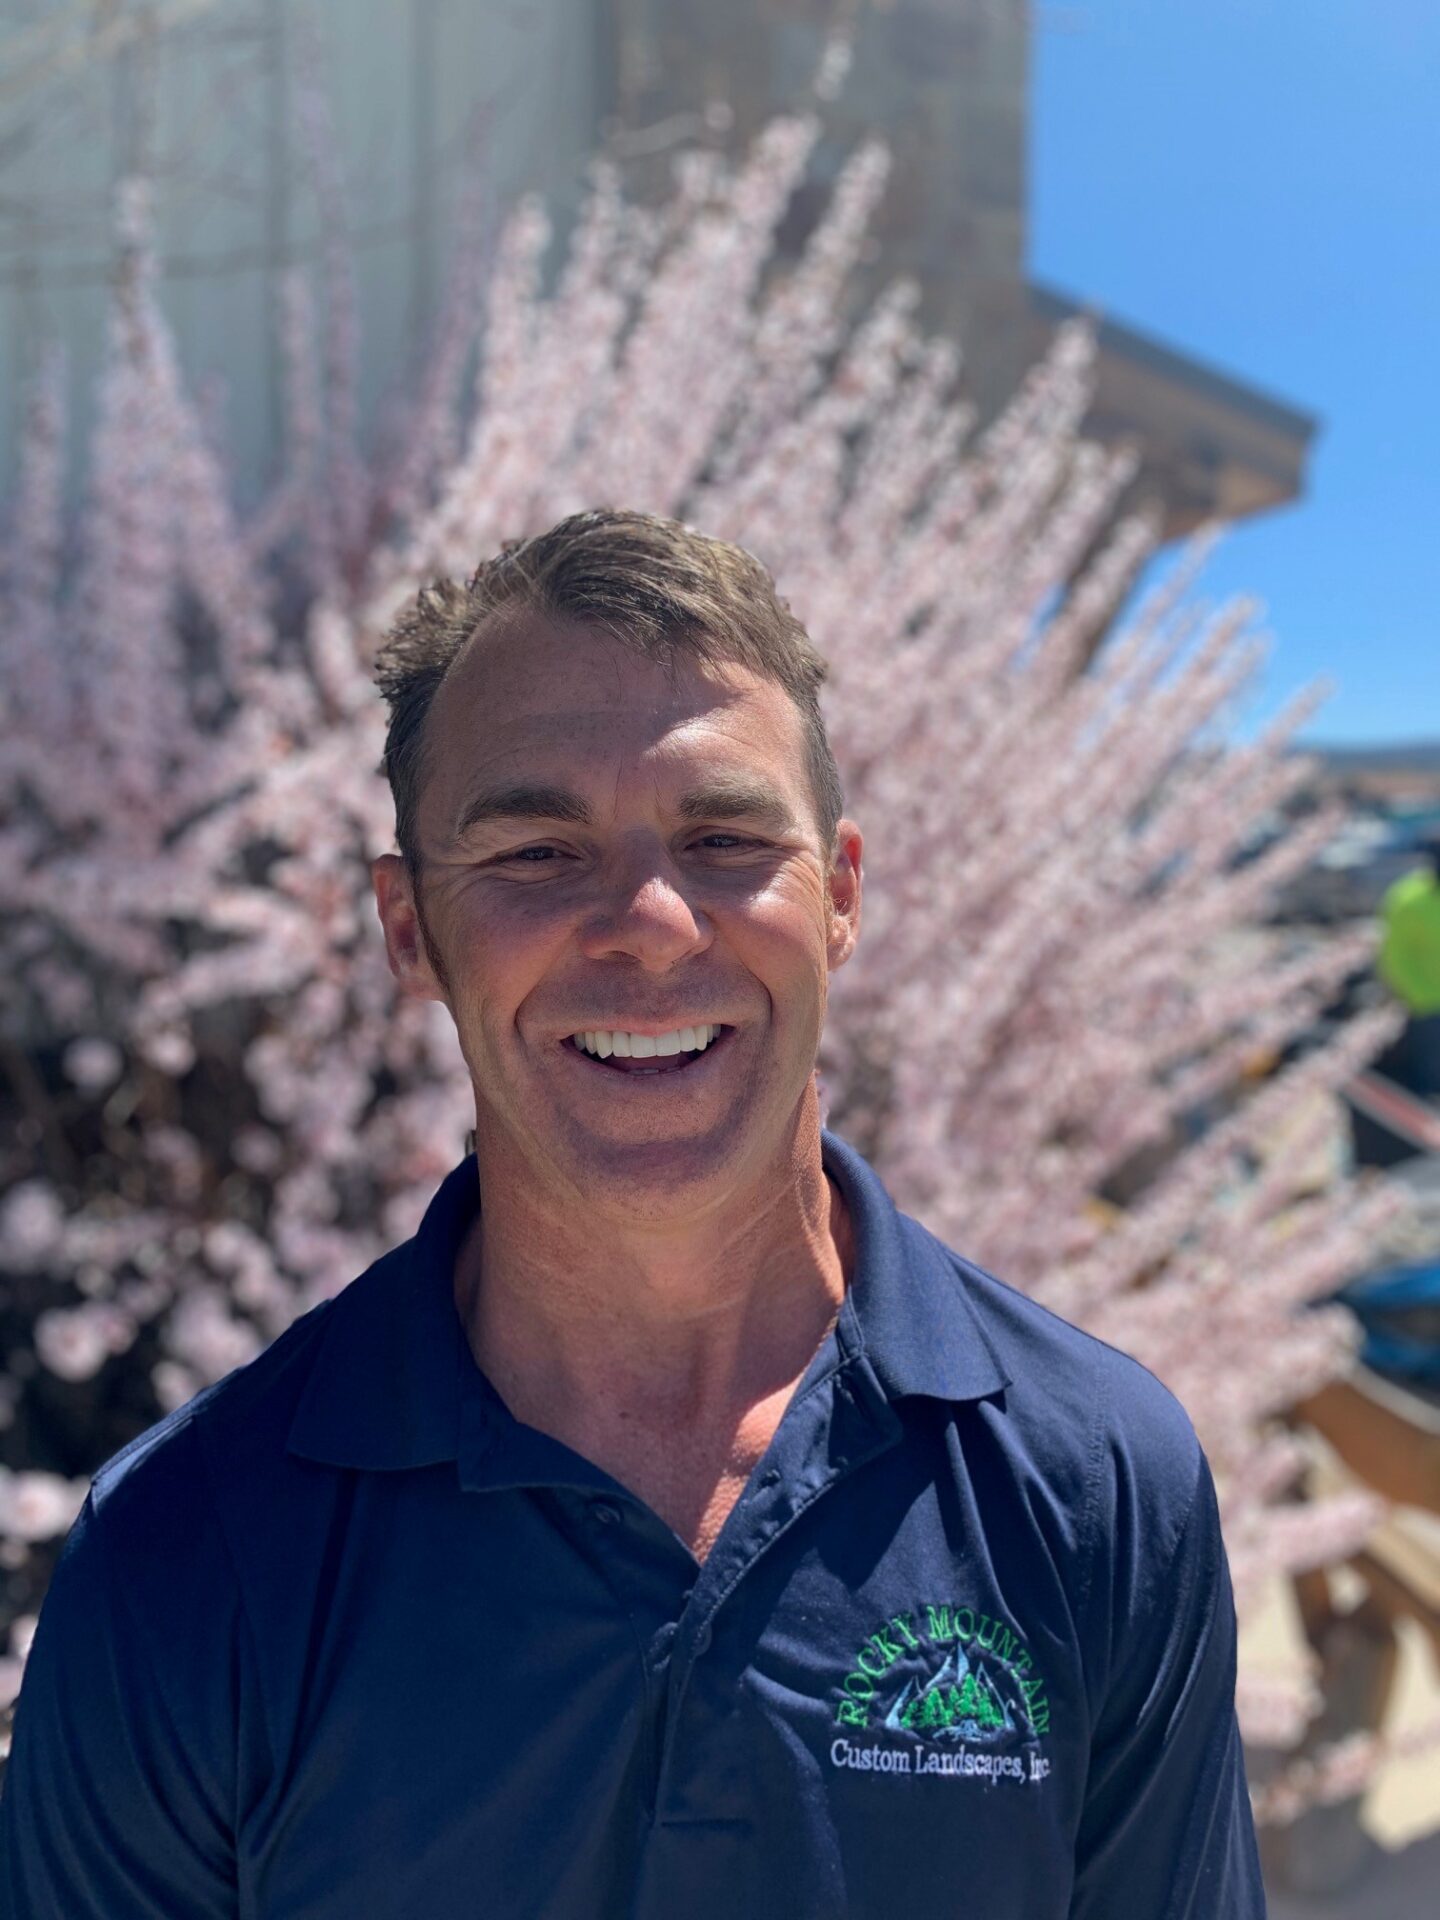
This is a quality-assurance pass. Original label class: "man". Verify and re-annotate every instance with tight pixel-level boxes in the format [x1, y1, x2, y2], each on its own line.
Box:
[0, 510, 1266, 1916]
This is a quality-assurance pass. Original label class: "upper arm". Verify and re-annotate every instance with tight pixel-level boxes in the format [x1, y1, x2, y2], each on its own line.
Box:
[0, 1488, 241, 1918]
[1069, 1380, 1266, 1920]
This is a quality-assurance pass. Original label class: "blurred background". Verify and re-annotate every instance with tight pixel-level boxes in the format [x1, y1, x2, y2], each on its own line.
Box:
[1, 3, 1438, 1910]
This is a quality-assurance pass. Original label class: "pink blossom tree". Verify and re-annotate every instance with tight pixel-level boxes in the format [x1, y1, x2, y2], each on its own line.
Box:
[0, 107, 1428, 1816]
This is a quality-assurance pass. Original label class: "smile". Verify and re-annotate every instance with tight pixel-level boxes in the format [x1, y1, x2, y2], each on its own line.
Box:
[561, 1026, 736, 1081]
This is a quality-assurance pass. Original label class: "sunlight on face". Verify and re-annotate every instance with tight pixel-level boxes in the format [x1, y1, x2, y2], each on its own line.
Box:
[383, 616, 861, 1212]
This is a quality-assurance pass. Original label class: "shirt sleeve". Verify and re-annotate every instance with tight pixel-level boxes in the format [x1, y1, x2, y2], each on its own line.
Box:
[0, 1488, 240, 1918]
[1069, 1417, 1267, 1920]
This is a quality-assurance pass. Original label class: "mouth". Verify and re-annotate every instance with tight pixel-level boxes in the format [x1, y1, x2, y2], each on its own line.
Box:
[560, 1026, 737, 1082]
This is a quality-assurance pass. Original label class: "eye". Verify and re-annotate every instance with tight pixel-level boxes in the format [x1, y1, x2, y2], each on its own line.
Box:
[496, 835, 758, 865]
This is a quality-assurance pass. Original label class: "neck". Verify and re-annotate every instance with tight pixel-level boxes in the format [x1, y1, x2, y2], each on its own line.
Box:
[452, 1138, 855, 1445]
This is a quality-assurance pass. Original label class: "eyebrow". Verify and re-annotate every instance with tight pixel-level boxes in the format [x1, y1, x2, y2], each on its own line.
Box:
[452, 774, 801, 842]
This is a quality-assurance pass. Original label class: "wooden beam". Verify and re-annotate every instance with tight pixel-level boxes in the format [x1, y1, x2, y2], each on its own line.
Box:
[1293, 1375, 1440, 1516]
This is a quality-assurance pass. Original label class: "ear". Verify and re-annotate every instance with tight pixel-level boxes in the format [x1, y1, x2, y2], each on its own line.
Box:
[826, 820, 862, 972]
[371, 854, 448, 1003]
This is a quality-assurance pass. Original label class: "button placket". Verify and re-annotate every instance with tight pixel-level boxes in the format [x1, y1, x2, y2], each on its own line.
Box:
[655, 1360, 903, 1816]
[569, 1498, 697, 1823]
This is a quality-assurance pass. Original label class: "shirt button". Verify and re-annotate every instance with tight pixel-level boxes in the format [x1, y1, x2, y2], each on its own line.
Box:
[591, 1499, 623, 1526]
[759, 1467, 781, 1489]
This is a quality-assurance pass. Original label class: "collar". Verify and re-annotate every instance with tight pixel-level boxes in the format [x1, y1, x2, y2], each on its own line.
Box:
[286, 1128, 1011, 1472]
[823, 1128, 1011, 1405]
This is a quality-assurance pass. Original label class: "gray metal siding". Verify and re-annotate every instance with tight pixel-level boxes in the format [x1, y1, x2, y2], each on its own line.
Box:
[0, 0, 601, 509]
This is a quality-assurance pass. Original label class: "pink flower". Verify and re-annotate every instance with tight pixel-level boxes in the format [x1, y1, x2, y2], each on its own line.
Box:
[0, 1182, 63, 1259]
[32, 1303, 135, 1381]
[62, 1037, 124, 1093]
[0, 1468, 86, 1542]
[0, 1656, 26, 1713]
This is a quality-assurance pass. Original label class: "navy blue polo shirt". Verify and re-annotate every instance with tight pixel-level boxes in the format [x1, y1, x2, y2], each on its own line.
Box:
[0, 1128, 1265, 1918]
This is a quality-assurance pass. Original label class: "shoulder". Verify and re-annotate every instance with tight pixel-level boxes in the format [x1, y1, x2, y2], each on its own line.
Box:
[92, 1292, 336, 1502]
[81, 1291, 339, 1589]
[16, 1292, 344, 1753]
[931, 1237, 1218, 1690]
[935, 1232, 1207, 1553]
[0, 1311, 348, 1896]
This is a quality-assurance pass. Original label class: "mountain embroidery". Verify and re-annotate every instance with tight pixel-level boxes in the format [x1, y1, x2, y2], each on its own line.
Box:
[834, 1602, 1050, 1742]
[885, 1645, 1020, 1740]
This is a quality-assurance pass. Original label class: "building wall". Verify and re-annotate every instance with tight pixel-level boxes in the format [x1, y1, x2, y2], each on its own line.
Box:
[606, 0, 1029, 410]
[0, 0, 604, 508]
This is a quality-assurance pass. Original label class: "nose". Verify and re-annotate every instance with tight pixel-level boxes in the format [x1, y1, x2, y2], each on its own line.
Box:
[576, 843, 715, 970]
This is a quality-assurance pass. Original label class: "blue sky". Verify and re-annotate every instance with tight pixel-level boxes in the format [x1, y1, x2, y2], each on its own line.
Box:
[1030, 0, 1439, 748]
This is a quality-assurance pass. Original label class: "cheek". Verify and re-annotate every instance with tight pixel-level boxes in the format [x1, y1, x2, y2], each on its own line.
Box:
[741, 902, 836, 1027]
[444, 883, 565, 961]
[753, 874, 834, 953]
[426, 905, 530, 1025]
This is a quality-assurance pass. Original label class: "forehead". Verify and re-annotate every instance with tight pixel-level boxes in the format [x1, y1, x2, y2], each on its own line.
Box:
[424, 616, 808, 809]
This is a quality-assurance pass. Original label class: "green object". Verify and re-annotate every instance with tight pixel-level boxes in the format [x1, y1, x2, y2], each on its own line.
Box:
[1378, 865, 1440, 1014]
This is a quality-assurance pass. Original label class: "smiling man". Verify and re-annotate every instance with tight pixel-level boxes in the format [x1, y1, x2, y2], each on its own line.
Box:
[0, 510, 1266, 1917]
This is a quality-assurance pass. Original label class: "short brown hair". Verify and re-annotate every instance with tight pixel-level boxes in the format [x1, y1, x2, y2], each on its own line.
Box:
[373, 508, 845, 881]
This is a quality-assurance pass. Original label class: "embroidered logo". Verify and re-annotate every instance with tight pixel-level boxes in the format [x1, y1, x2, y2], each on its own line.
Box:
[830, 1602, 1052, 1784]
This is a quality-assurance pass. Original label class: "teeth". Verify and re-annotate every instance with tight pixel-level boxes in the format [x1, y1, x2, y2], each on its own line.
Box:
[573, 1024, 721, 1058]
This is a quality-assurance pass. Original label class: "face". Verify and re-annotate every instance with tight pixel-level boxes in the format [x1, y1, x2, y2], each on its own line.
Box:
[371, 615, 862, 1217]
